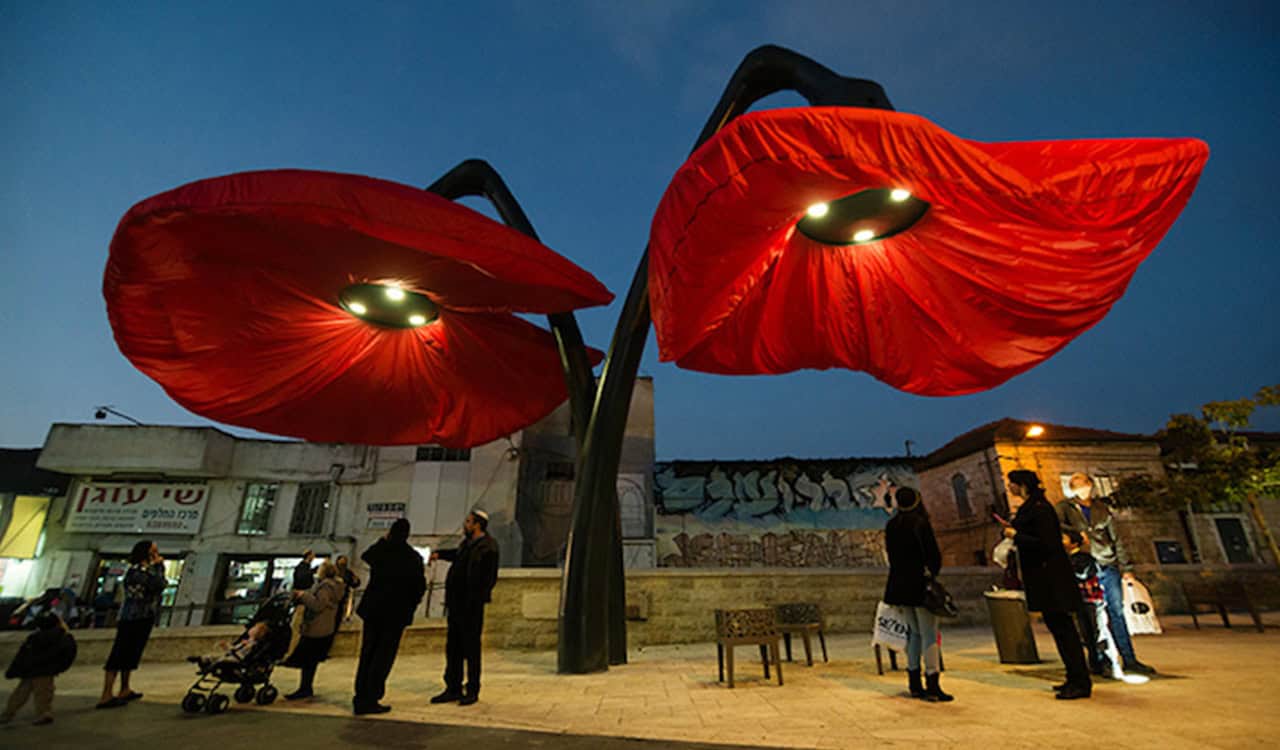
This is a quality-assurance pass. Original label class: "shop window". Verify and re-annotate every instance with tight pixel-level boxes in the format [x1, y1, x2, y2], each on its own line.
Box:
[415, 445, 471, 462]
[951, 473, 973, 518]
[237, 483, 278, 535]
[289, 483, 330, 535]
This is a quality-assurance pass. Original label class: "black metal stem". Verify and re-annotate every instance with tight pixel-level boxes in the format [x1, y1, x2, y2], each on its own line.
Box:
[425, 160, 596, 446]
[557, 45, 895, 674]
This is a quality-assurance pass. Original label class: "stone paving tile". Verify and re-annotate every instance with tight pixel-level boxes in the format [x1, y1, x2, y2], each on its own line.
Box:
[14, 614, 1280, 749]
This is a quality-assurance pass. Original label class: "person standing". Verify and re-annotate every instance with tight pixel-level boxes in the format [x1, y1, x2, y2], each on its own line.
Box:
[2, 613, 77, 725]
[97, 540, 166, 709]
[292, 550, 317, 592]
[335, 555, 361, 623]
[1002, 470, 1092, 700]
[284, 561, 347, 700]
[1057, 473, 1156, 675]
[352, 519, 425, 715]
[882, 486, 952, 702]
[429, 510, 500, 706]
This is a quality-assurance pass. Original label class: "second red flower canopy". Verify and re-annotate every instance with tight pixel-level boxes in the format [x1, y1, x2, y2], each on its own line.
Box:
[648, 107, 1209, 395]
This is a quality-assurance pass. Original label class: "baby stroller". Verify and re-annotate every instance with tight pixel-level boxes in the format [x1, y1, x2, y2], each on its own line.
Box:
[182, 592, 294, 715]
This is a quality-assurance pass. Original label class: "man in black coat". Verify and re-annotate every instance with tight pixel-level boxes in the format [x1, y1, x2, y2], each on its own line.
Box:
[352, 518, 425, 715]
[429, 510, 500, 706]
[292, 549, 316, 591]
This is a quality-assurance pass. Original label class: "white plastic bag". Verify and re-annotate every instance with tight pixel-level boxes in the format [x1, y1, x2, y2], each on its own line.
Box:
[1123, 578, 1163, 635]
[992, 538, 1015, 568]
[871, 601, 911, 652]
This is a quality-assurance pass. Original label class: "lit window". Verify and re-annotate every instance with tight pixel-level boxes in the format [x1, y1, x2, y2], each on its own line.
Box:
[237, 483, 278, 536]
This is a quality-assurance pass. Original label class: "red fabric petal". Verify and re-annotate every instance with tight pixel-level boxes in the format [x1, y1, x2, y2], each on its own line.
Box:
[649, 107, 1208, 395]
[112, 169, 613, 314]
[105, 169, 610, 446]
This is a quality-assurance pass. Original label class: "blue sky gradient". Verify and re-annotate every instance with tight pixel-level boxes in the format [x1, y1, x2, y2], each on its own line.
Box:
[3, 1, 1277, 458]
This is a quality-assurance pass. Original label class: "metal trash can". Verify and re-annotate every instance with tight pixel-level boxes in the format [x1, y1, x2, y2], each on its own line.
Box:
[984, 589, 1039, 664]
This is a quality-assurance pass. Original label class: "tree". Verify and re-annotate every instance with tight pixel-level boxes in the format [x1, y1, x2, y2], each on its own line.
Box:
[1111, 385, 1280, 564]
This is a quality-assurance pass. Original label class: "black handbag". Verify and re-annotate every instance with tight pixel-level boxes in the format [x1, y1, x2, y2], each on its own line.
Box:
[922, 573, 959, 618]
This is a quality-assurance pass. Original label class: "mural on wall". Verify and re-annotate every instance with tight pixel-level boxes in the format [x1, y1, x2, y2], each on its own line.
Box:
[655, 459, 916, 568]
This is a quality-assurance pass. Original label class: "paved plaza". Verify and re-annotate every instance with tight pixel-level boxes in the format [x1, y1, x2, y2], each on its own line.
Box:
[3, 614, 1277, 749]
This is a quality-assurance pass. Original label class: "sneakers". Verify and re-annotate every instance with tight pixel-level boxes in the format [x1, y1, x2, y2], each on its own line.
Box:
[430, 690, 463, 704]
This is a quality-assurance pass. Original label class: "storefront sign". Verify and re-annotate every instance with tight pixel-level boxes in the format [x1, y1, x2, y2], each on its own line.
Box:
[66, 481, 208, 535]
[366, 501, 406, 529]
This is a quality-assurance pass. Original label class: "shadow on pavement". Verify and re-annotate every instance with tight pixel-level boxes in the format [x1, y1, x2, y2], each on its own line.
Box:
[1, 697, 765, 750]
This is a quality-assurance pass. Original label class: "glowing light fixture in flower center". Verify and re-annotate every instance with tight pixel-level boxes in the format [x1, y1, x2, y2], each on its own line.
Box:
[339, 283, 439, 328]
[797, 188, 929, 245]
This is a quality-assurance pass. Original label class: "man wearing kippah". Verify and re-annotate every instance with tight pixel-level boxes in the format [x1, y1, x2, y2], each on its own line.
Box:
[429, 510, 500, 706]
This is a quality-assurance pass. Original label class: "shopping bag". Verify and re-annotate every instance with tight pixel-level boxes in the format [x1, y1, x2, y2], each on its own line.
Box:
[871, 601, 911, 652]
[1123, 578, 1163, 635]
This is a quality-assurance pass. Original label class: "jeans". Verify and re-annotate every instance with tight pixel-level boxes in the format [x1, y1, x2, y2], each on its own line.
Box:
[1097, 565, 1136, 663]
[901, 606, 939, 675]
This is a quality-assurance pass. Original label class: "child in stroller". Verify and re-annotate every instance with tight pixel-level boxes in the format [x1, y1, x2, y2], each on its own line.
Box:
[182, 592, 294, 715]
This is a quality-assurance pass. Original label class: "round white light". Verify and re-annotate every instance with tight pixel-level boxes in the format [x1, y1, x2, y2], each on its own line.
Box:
[384, 286, 406, 302]
[408, 314, 427, 326]
[348, 302, 368, 315]
[806, 202, 830, 218]
[890, 188, 912, 202]
[853, 229, 876, 243]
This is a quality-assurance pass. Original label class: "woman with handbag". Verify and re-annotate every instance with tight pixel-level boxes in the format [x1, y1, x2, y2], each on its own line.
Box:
[1002, 470, 1092, 700]
[883, 486, 952, 702]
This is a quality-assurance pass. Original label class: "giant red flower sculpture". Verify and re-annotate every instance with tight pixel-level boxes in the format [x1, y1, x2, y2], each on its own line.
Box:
[105, 169, 612, 446]
[649, 107, 1209, 395]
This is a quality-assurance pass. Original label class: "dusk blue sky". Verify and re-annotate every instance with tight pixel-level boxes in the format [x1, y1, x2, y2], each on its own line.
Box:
[3, 2, 1277, 459]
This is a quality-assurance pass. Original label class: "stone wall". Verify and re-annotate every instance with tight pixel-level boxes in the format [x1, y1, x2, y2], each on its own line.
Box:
[7, 564, 1272, 666]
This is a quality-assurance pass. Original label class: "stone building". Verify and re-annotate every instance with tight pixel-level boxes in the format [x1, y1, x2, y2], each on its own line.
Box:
[915, 418, 1273, 569]
[22, 380, 656, 625]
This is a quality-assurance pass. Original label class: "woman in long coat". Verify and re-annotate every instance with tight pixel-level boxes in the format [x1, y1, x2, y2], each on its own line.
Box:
[883, 486, 952, 702]
[284, 561, 347, 700]
[97, 540, 166, 709]
[1003, 470, 1091, 699]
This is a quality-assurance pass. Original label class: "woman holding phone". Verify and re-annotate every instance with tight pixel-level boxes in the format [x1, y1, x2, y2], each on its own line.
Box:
[1002, 470, 1091, 700]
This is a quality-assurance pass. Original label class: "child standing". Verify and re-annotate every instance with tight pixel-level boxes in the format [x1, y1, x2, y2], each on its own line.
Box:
[1064, 531, 1124, 680]
[2, 613, 78, 725]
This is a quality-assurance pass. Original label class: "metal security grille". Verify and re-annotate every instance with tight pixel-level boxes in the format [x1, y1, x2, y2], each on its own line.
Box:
[415, 445, 472, 462]
[289, 482, 330, 535]
[237, 483, 278, 535]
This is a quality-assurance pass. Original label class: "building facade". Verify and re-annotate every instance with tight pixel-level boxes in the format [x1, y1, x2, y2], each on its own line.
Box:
[915, 418, 1272, 569]
[25, 379, 657, 625]
[654, 456, 917, 567]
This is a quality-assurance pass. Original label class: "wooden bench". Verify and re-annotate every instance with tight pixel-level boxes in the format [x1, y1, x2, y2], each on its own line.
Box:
[715, 608, 783, 688]
[1182, 580, 1264, 633]
[774, 603, 828, 666]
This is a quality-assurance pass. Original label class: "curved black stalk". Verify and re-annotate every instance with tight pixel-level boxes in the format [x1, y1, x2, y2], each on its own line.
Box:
[424, 160, 596, 445]
[557, 45, 896, 674]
